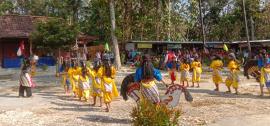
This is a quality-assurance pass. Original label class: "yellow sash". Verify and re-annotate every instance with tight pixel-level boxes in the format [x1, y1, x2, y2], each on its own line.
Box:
[141, 81, 156, 89]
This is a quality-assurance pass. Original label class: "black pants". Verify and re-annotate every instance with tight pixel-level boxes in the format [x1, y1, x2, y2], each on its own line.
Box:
[19, 85, 32, 97]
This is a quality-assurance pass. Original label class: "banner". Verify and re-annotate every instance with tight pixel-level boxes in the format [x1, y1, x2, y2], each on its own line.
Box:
[167, 44, 181, 49]
[105, 42, 110, 51]
[137, 43, 152, 48]
[223, 44, 229, 52]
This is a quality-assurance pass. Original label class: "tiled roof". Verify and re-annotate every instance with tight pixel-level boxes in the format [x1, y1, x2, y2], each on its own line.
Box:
[0, 15, 34, 38]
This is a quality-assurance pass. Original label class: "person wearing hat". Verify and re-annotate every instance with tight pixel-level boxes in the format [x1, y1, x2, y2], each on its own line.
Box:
[225, 53, 240, 94]
[134, 54, 167, 104]
[260, 56, 270, 96]
[98, 58, 119, 112]
[210, 55, 223, 91]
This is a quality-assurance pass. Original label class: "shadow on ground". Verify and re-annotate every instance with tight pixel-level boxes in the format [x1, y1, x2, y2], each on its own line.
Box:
[78, 115, 130, 124]
[0, 93, 18, 98]
[188, 88, 270, 100]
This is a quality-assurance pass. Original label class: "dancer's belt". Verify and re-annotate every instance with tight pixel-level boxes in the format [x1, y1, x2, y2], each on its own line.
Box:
[141, 80, 156, 89]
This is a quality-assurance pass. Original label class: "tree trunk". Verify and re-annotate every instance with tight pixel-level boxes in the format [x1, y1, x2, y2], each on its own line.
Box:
[156, 0, 161, 40]
[109, 0, 121, 69]
[168, 0, 171, 41]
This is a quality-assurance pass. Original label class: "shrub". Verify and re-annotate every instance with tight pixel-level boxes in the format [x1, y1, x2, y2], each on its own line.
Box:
[41, 64, 48, 71]
[131, 100, 181, 126]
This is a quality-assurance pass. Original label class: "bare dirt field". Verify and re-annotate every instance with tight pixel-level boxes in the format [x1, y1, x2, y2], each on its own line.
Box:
[0, 67, 270, 126]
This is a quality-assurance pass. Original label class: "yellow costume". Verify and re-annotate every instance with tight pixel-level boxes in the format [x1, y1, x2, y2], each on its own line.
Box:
[68, 67, 75, 94]
[78, 75, 91, 100]
[180, 63, 190, 81]
[61, 70, 69, 90]
[260, 67, 270, 87]
[225, 60, 240, 88]
[88, 69, 103, 97]
[210, 60, 223, 84]
[68, 67, 81, 96]
[191, 61, 202, 83]
[98, 66, 119, 103]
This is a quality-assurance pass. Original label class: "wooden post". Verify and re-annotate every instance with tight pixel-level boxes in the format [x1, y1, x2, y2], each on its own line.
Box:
[56, 48, 61, 77]
[29, 39, 33, 55]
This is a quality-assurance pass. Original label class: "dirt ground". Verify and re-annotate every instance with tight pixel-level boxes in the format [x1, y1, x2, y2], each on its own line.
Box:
[0, 67, 270, 126]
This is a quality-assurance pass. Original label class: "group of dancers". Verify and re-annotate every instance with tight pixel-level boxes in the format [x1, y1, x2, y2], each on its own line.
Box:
[59, 57, 119, 112]
[167, 52, 241, 94]
[59, 54, 170, 106]
[18, 49, 270, 113]
[166, 49, 270, 96]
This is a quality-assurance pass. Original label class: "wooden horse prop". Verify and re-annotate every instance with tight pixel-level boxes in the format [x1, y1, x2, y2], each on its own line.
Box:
[120, 73, 193, 107]
[243, 59, 260, 81]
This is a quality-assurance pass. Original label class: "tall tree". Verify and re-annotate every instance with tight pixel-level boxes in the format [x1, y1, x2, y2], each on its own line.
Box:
[109, 0, 121, 69]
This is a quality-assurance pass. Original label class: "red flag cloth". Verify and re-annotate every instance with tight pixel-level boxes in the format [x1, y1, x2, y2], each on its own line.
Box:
[17, 41, 25, 56]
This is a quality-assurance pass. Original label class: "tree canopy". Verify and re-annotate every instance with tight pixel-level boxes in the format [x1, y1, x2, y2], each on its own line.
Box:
[1, 0, 270, 44]
[30, 18, 78, 51]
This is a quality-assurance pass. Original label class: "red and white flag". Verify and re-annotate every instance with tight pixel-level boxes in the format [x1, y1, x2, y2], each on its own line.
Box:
[17, 41, 25, 56]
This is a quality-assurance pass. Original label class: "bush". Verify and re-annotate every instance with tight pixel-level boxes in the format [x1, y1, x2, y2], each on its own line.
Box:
[131, 100, 181, 126]
[41, 64, 48, 71]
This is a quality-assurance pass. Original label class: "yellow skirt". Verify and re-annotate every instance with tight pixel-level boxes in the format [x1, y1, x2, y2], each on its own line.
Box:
[102, 77, 119, 104]
[192, 68, 202, 83]
[91, 80, 103, 97]
[103, 92, 113, 103]
[212, 69, 222, 84]
[91, 89, 103, 97]
[78, 89, 90, 100]
[180, 70, 190, 81]
[225, 71, 239, 88]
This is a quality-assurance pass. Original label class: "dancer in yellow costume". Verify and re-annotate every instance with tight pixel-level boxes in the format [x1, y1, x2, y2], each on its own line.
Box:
[260, 62, 270, 96]
[68, 61, 81, 97]
[60, 61, 71, 95]
[225, 53, 240, 94]
[191, 57, 202, 88]
[210, 55, 223, 91]
[98, 59, 119, 112]
[68, 62, 75, 96]
[180, 58, 190, 87]
[78, 66, 91, 101]
[89, 60, 103, 107]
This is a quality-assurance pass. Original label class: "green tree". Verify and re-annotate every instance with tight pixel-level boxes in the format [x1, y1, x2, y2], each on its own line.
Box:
[0, 0, 14, 15]
[31, 18, 78, 52]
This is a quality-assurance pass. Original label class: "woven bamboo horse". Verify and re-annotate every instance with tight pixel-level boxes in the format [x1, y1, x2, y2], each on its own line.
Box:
[243, 59, 260, 81]
[120, 73, 193, 107]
